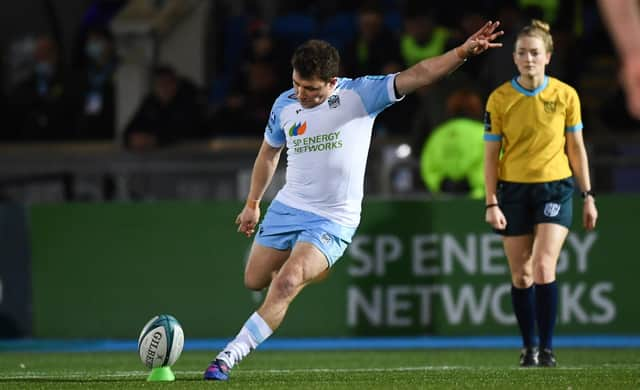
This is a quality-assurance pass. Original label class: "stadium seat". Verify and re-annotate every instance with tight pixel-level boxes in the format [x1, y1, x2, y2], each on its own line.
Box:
[318, 12, 357, 51]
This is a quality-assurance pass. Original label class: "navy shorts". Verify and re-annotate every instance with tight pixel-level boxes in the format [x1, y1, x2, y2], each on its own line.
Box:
[495, 178, 574, 236]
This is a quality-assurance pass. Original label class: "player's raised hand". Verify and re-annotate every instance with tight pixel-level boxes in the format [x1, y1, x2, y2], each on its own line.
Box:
[460, 21, 504, 57]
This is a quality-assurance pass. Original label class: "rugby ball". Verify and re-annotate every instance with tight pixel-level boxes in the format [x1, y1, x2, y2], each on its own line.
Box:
[138, 314, 184, 368]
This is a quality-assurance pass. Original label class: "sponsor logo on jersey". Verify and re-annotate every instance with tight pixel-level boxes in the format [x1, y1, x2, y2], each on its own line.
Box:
[290, 130, 343, 154]
[544, 202, 561, 217]
[288, 121, 307, 136]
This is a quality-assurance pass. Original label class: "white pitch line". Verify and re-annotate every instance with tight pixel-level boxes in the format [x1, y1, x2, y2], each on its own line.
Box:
[0, 365, 599, 380]
[3, 367, 456, 380]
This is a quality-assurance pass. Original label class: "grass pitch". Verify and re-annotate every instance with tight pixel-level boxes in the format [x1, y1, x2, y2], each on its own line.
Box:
[0, 349, 638, 389]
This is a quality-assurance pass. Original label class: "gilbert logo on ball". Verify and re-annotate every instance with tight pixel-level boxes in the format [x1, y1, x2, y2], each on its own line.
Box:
[138, 314, 184, 369]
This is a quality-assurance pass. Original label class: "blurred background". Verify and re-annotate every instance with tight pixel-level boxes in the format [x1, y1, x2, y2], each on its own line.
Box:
[0, 0, 638, 344]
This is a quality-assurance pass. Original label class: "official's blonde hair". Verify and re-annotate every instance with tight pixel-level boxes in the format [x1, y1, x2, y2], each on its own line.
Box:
[516, 19, 553, 53]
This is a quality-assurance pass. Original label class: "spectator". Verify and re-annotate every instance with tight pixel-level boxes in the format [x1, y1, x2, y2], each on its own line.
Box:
[445, 10, 489, 81]
[479, 2, 527, 94]
[208, 27, 284, 139]
[518, 0, 559, 26]
[72, 26, 118, 140]
[399, 6, 450, 67]
[244, 25, 289, 86]
[72, 0, 127, 69]
[6, 36, 74, 141]
[124, 65, 205, 150]
[342, 2, 403, 76]
[419, 88, 485, 198]
[211, 60, 282, 137]
[343, 2, 408, 136]
[378, 4, 453, 137]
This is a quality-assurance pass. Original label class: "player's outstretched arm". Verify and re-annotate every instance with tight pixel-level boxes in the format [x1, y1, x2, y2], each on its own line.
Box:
[395, 21, 503, 96]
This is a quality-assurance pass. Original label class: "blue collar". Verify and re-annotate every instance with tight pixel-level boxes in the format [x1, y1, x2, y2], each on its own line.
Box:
[511, 76, 548, 96]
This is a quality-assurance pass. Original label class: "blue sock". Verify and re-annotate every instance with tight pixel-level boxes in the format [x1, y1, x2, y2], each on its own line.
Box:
[511, 285, 537, 348]
[535, 281, 558, 350]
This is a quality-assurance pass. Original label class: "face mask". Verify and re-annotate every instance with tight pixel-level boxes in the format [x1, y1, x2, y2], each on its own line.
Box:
[86, 41, 104, 61]
[35, 62, 53, 77]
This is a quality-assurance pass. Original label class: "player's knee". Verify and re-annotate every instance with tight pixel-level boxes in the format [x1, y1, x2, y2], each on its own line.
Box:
[534, 258, 557, 283]
[272, 272, 301, 299]
[511, 273, 533, 288]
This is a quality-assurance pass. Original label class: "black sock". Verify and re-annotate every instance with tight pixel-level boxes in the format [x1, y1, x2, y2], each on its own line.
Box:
[535, 281, 558, 350]
[511, 285, 536, 348]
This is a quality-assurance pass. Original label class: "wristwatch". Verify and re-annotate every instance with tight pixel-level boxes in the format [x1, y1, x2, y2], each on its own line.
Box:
[581, 190, 596, 199]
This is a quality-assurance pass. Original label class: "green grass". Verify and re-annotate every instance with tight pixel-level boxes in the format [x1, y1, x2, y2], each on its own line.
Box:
[0, 349, 639, 389]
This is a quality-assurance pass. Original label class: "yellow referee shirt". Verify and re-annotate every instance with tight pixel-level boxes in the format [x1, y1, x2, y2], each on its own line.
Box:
[484, 76, 583, 183]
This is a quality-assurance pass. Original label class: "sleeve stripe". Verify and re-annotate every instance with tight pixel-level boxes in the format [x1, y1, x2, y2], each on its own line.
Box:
[484, 133, 502, 141]
[264, 134, 284, 148]
[566, 123, 583, 132]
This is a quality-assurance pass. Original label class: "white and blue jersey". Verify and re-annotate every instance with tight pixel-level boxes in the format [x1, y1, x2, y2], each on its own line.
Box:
[264, 74, 402, 228]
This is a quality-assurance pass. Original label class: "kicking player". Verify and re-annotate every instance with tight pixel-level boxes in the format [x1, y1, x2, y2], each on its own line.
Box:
[204, 21, 503, 381]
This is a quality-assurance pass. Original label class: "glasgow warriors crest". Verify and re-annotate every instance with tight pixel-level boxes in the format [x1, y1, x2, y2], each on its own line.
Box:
[328, 95, 340, 109]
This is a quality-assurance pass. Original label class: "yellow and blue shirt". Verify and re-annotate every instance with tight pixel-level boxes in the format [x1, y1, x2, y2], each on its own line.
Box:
[484, 76, 583, 183]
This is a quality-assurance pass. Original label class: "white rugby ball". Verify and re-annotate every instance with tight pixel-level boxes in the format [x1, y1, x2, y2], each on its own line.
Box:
[138, 314, 184, 368]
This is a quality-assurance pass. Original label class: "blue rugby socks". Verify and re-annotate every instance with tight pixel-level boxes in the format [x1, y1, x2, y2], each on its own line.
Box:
[511, 285, 537, 348]
[535, 281, 558, 350]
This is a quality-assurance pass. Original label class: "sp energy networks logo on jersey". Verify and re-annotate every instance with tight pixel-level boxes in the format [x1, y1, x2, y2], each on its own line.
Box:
[288, 122, 307, 136]
[290, 128, 344, 154]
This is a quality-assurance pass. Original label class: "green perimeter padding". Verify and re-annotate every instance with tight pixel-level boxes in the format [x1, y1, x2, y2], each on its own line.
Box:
[29, 197, 639, 338]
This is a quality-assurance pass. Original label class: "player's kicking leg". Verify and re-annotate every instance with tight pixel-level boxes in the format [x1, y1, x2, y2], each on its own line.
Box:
[204, 242, 328, 381]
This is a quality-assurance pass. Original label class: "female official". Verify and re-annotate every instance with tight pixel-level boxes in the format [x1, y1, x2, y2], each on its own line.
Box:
[483, 20, 598, 367]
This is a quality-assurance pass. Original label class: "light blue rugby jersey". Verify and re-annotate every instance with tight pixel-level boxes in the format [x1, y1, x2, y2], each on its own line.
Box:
[264, 74, 403, 227]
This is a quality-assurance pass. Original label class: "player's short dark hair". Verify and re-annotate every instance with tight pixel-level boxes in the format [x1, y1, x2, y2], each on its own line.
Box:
[290, 40, 340, 82]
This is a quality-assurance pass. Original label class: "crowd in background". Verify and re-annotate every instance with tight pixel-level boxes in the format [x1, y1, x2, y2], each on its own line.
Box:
[0, 0, 637, 155]
[207, 0, 640, 150]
